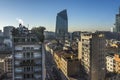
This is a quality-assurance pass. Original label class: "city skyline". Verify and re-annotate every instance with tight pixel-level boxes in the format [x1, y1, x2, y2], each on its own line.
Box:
[0, 0, 120, 32]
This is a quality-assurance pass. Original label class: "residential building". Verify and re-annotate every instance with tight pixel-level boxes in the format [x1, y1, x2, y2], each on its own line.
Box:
[0, 59, 4, 77]
[12, 24, 45, 80]
[4, 55, 13, 80]
[78, 32, 106, 80]
[0, 30, 3, 37]
[54, 51, 79, 80]
[114, 54, 120, 73]
[72, 31, 81, 41]
[106, 53, 115, 72]
[44, 31, 55, 40]
[4, 26, 14, 39]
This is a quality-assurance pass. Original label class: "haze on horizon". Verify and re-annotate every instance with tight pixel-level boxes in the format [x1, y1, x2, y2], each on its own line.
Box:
[0, 0, 120, 32]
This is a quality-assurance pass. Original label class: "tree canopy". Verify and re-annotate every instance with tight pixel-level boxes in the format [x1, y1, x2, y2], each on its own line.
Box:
[31, 26, 46, 42]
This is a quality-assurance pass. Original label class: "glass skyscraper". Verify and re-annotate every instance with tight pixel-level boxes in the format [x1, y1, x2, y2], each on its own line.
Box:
[115, 7, 120, 32]
[55, 9, 68, 39]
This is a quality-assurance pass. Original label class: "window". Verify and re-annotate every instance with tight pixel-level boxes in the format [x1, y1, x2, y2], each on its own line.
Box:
[22, 38, 25, 42]
[26, 52, 30, 58]
[27, 38, 30, 42]
[31, 38, 36, 42]
[23, 53, 26, 58]
[31, 47, 34, 50]
[23, 47, 26, 50]
[31, 52, 33, 58]
[26, 47, 30, 50]
[27, 67, 30, 71]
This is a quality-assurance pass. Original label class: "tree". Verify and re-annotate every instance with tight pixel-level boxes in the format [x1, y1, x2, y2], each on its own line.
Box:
[31, 26, 46, 42]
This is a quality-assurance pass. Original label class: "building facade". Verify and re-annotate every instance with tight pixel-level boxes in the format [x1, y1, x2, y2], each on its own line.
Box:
[115, 7, 120, 32]
[44, 31, 55, 40]
[12, 24, 45, 80]
[55, 9, 68, 40]
[114, 54, 120, 73]
[78, 32, 106, 80]
[54, 51, 79, 80]
[4, 55, 13, 79]
[106, 53, 115, 72]
[4, 26, 14, 39]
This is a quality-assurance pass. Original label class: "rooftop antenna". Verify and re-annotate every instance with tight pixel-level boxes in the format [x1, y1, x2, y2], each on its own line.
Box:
[27, 24, 29, 29]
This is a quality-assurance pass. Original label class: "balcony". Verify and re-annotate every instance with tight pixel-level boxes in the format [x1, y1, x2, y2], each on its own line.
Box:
[34, 74, 42, 79]
[34, 67, 42, 72]
[15, 68, 23, 73]
[15, 75, 23, 79]
[14, 42, 40, 45]
[15, 61, 21, 66]
[15, 48, 42, 53]
[34, 53, 41, 58]
[15, 54, 23, 59]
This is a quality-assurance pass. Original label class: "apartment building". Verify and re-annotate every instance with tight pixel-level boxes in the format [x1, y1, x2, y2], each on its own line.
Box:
[78, 32, 106, 80]
[54, 51, 79, 80]
[4, 55, 13, 79]
[106, 53, 115, 72]
[12, 24, 45, 80]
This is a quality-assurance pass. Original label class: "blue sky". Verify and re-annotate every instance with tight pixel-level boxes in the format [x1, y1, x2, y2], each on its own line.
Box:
[0, 0, 120, 32]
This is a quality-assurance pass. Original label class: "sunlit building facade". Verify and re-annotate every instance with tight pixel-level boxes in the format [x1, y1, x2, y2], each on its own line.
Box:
[78, 32, 106, 80]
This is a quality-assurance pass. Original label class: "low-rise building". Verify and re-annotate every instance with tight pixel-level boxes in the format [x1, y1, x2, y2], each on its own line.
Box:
[54, 51, 79, 80]
[114, 54, 120, 73]
[106, 53, 115, 72]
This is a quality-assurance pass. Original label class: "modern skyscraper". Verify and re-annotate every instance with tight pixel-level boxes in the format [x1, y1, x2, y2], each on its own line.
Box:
[55, 9, 68, 40]
[12, 24, 45, 80]
[78, 32, 106, 80]
[115, 7, 120, 32]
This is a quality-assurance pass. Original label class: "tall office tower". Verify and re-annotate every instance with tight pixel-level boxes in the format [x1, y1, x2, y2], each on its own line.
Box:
[55, 9, 68, 40]
[12, 24, 45, 80]
[115, 7, 120, 32]
[78, 32, 106, 80]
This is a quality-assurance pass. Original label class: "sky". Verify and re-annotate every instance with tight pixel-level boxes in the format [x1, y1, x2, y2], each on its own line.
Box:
[0, 0, 120, 32]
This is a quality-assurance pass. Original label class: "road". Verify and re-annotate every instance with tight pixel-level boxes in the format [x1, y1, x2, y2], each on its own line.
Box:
[44, 44, 63, 80]
[45, 47, 57, 80]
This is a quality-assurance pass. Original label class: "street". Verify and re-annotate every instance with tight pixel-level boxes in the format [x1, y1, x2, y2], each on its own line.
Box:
[45, 47, 59, 80]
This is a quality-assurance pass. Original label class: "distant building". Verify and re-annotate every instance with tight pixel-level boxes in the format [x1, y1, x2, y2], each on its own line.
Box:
[55, 9, 68, 40]
[3, 26, 14, 39]
[78, 32, 106, 80]
[12, 24, 45, 80]
[0, 30, 3, 37]
[72, 31, 81, 41]
[115, 7, 120, 32]
[95, 31, 120, 40]
[44, 31, 55, 40]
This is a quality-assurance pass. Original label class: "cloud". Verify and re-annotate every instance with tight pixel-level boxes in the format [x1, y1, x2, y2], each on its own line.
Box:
[16, 18, 23, 25]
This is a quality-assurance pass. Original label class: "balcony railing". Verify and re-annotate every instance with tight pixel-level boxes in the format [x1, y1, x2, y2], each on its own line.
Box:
[15, 68, 23, 73]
